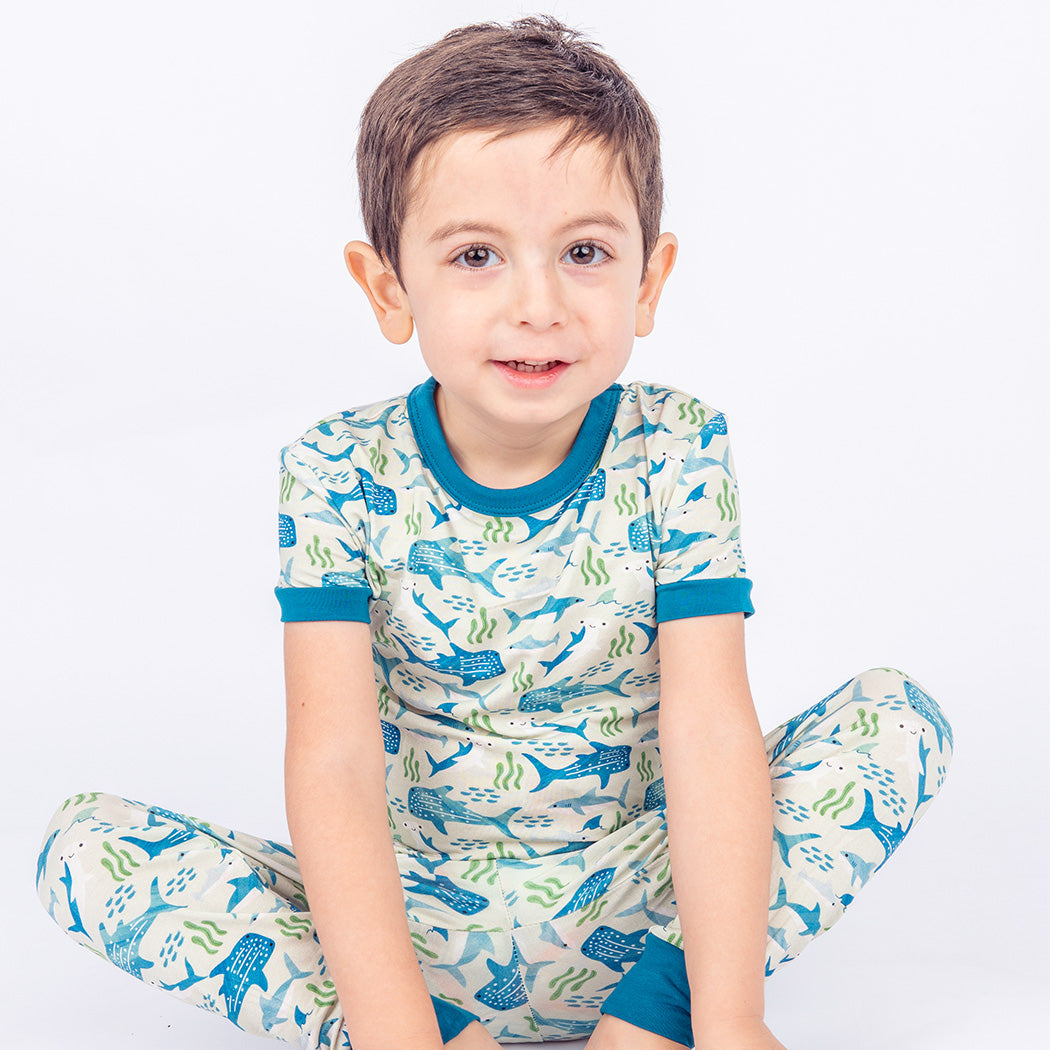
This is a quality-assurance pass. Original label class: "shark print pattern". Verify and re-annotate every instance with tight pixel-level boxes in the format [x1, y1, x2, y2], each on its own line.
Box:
[36, 376, 953, 1044]
[276, 379, 752, 859]
[37, 678, 951, 1044]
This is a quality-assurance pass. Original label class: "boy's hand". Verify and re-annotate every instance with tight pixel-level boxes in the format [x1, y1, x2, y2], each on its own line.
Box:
[444, 1020, 503, 1050]
[584, 1014, 788, 1050]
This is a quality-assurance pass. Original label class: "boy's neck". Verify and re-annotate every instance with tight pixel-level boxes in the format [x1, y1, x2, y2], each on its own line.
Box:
[434, 385, 589, 490]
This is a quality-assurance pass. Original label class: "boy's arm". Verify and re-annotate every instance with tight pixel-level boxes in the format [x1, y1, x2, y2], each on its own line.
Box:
[283, 620, 447, 1050]
[658, 613, 786, 1049]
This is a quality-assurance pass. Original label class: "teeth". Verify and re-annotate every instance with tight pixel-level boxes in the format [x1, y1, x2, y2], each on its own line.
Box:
[508, 361, 558, 373]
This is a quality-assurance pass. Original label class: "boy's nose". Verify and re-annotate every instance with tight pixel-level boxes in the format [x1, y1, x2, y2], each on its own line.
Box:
[508, 266, 568, 330]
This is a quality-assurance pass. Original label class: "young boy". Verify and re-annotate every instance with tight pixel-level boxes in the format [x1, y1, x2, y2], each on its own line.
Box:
[38, 16, 953, 1050]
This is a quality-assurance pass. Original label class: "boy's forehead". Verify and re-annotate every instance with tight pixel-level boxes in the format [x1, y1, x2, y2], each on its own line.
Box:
[405, 124, 636, 229]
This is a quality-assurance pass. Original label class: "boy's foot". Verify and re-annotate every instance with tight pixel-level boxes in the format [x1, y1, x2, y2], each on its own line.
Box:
[585, 1015, 688, 1050]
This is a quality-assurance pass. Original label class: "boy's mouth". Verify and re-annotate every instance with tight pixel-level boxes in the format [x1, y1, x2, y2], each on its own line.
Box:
[504, 360, 561, 373]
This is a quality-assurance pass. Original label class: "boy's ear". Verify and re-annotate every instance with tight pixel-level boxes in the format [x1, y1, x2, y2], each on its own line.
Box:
[343, 240, 414, 344]
[635, 232, 678, 337]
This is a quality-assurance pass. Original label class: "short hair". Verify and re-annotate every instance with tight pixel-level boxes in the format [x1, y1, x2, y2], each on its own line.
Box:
[356, 15, 663, 282]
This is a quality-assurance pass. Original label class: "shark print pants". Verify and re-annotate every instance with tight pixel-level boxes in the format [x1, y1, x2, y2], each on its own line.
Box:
[37, 668, 952, 1046]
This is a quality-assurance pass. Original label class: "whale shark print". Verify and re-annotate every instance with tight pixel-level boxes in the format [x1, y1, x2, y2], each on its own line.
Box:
[37, 377, 952, 1045]
[210, 933, 275, 1027]
[474, 955, 529, 1011]
[581, 924, 648, 972]
[99, 876, 183, 979]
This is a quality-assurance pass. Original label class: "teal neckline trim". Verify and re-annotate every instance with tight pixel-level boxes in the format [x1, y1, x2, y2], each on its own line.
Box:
[407, 376, 622, 515]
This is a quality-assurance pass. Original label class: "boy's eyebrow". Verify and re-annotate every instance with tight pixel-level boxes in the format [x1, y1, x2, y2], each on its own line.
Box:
[427, 212, 631, 244]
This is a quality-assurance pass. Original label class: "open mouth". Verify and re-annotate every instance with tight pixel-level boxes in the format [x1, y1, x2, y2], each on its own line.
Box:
[504, 360, 561, 373]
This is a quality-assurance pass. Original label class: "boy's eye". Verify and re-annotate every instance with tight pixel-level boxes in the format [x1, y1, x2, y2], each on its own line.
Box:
[454, 245, 501, 269]
[564, 242, 609, 266]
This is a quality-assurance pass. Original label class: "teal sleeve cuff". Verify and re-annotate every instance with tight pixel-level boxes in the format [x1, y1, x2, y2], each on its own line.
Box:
[431, 995, 480, 1043]
[655, 577, 754, 621]
[600, 932, 693, 1046]
[275, 585, 371, 623]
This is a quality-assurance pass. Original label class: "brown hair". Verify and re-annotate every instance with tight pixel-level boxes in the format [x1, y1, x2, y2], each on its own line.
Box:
[356, 15, 663, 282]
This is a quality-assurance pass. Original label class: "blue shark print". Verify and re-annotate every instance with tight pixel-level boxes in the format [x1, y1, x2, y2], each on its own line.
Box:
[99, 877, 183, 979]
[771, 878, 822, 936]
[407, 539, 507, 596]
[633, 619, 659, 654]
[534, 517, 599, 557]
[503, 471, 605, 541]
[608, 452, 652, 471]
[840, 789, 912, 870]
[614, 416, 674, 446]
[553, 867, 616, 918]
[59, 862, 90, 938]
[771, 681, 848, 761]
[526, 742, 631, 792]
[426, 740, 472, 776]
[278, 514, 296, 548]
[683, 481, 708, 504]
[519, 669, 632, 713]
[773, 826, 822, 865]
[509, 472, 605, 540]
[381, 720, 401, 754]
[698, 413, 727, 449]
[660, 528, 716, 554]
[548, 779, 631, 816]
[474, 955, 529, 1011]
[259, 954, 312, 1032]
[397, 636, 506, 686]
[581, 925, 647, 972]
[411, 589, 457, 635]
[690, 443, 733, 476]
[210, 933, 274, 1028]
[628, 515, 658, 553]
[355, 468, 397, 515]
[226, 873, 263, 911]
[407, 786, 535, 855]
[37, 829, 60, 891]
[841, 849, 877, 887]
[317, 400, 399, 440]
[427, 501, 451, 527]
[915, 735, 935, 809]
[321, 570, 366, 587]
[903, 680, 953, 751]
[643, 777, 665, 811]
[402, 872, 490, 915]
[159, 958, 205, 993]
[566, 469, 606, 521]
[538, 625, 587, 674]
[145, 805, 212, 835]
[427, 929, 499, 987]
[119, 827, 196, 860]
[504, 594, 585, 630]
[522, 1013, 598, 1039]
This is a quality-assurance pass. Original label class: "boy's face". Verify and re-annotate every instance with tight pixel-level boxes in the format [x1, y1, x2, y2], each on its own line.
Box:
[349, 123, 675, 471]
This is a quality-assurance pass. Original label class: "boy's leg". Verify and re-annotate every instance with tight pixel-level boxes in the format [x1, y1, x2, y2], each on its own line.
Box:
[600, 667, 953, 1045]
[37, 792, 351, 1048]
[760, 666, 953, 968]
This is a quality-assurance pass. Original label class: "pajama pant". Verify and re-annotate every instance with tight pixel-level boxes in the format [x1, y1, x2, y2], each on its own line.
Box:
[36, 668, 953, 1047]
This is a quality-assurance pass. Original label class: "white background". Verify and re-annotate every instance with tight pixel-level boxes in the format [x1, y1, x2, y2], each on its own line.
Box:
[2, 1, 1046, 1046]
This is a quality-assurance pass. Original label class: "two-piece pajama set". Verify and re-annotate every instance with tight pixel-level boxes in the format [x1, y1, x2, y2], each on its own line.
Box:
[37, 378, 953, 1046]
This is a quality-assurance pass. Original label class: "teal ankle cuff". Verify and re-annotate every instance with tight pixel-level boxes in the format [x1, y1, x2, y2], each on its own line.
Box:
[599, 933, 693, 1047]
[432, 995, 481, 1043]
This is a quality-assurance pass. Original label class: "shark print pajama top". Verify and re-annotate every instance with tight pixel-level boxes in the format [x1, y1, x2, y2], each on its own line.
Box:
[37, 377, 954, 1047]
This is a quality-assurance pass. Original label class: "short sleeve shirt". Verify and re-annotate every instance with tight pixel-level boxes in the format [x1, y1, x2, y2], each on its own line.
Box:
[276, 378, 752, 860]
